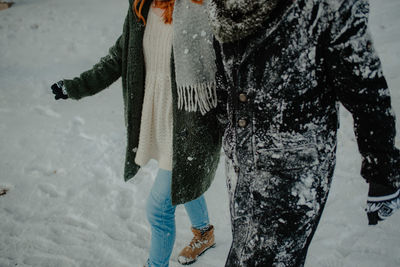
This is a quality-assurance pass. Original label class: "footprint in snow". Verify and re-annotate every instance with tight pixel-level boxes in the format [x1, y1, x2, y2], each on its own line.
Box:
[37, 183, 62, 198]
[33, 105, 61, 118]
[317, 253, 345, 267]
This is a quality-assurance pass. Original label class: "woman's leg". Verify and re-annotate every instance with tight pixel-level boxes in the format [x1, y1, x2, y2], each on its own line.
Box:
[183, 195, 210, 229]
[146, 169, 176, 267]
[178, 194, 215, 265]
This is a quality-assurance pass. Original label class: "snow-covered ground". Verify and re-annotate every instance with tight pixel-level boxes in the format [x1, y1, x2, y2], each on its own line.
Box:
[0, 0, 399, 266]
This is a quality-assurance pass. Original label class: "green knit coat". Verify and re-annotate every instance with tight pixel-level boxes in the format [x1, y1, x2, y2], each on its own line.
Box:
[63, 0, 222, 205]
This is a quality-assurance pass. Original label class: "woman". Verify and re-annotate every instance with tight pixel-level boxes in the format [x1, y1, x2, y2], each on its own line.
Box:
[51, 0, 222, 266]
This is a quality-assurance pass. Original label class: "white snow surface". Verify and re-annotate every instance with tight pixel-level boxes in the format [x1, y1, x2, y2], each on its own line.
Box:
[0, 0, 400, 266]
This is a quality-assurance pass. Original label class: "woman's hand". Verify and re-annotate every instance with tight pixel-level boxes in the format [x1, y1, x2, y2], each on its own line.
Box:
[51, 81, 68, 100]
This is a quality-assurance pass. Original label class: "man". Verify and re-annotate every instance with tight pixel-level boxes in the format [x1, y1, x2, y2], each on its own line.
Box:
[207, 0, 400, 266]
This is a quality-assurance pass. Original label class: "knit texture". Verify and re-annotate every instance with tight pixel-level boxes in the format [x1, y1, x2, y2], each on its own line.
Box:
[173, 0, 217, 115]
[135, 8, 174, 170]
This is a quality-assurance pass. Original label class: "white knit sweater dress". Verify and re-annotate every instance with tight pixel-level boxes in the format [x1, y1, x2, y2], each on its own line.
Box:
[134, 8, 174, 171]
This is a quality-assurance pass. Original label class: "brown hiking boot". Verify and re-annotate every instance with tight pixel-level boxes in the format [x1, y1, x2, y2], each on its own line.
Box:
[177, 225, 216, 265]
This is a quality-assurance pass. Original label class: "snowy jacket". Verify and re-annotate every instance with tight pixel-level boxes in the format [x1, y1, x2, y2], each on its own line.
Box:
[62, 0, 222, 205]
[211, 0, 400, 190]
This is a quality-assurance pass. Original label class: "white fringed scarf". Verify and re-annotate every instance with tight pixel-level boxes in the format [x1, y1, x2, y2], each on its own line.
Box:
[172, 0, 217, 115]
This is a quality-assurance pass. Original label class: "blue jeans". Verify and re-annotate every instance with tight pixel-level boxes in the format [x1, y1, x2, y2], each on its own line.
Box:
[146, 169, 210, 267]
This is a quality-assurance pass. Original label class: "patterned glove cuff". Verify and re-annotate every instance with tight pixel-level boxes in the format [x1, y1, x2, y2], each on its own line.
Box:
[366, 188, 400, 223]
[367, 189, 400, 203]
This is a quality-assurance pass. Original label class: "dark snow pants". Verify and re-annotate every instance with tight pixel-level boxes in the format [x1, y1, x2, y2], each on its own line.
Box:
[224, 155, 335, 267]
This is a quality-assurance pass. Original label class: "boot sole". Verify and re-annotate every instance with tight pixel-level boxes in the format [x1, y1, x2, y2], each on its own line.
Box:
[178, 243, 216, 265]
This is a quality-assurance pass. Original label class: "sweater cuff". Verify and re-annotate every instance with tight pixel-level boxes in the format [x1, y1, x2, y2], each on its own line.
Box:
[62, 79, 83, 100]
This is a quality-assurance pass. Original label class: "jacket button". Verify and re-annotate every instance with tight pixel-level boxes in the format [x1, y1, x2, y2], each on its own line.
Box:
[239, 93, 247, 103]
[238, 119, 247, 127]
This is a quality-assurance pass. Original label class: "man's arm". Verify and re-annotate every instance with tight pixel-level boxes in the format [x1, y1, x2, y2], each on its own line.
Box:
[324, 0, 400, 224]
[325, 0, 400, 190]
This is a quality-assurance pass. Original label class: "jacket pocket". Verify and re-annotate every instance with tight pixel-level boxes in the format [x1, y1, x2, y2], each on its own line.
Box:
[254, 131, 319, 172]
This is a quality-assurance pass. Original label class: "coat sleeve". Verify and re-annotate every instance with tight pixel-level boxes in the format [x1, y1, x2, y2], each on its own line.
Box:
[212, 37, 229, 127]
[63, 34, 123, 100]
[324, 0, 400, 189]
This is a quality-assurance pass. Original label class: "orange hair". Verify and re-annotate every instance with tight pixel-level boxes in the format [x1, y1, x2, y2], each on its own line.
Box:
[133, 0, 203, 25]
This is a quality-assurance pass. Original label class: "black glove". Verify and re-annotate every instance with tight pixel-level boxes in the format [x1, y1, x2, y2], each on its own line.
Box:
[366, 182, 400, 225]
[51, 81, 68, 100]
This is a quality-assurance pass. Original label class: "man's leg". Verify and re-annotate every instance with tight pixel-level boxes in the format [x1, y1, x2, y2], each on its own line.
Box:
[224, 158, 334, 267]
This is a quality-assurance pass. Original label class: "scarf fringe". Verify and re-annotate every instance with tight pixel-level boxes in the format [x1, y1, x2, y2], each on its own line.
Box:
[177, 82, 217, 115]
